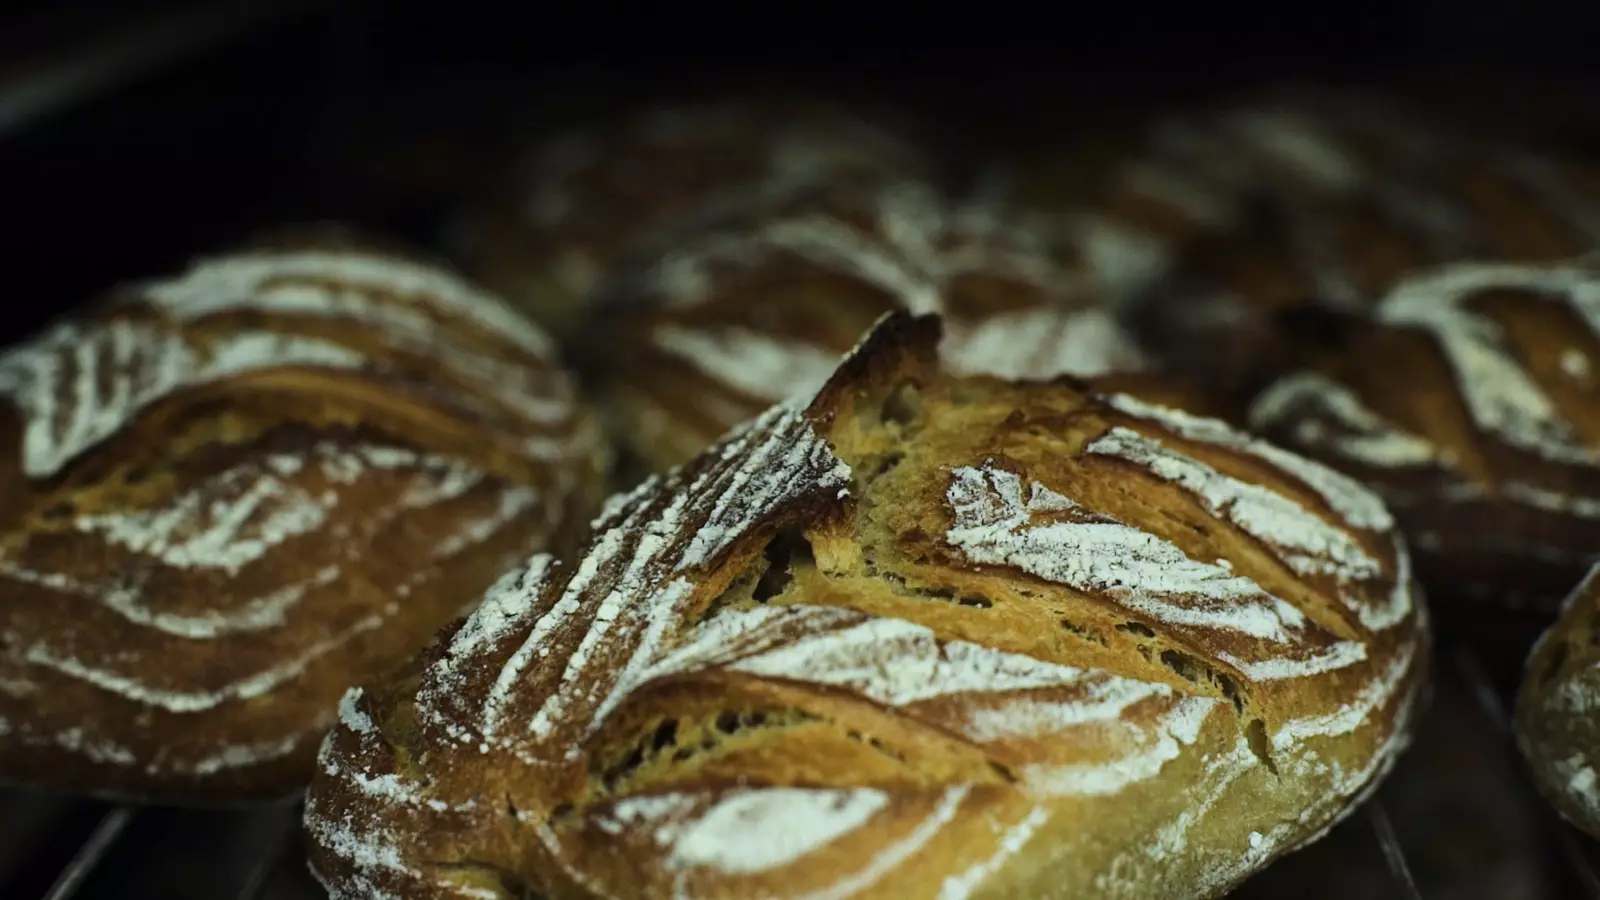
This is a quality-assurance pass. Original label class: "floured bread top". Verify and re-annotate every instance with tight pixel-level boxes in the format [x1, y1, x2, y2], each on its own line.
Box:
[0, 237, 603, 799]
[450, 97, 926, 334]
[1129, 91, 1600, 310]
[1005, 89, 1600, 389]
[581, 178, 1151, 470]
[305, 314, 1422, 900]
[1249, 261, 1600, 595]
[1518, 563, 1600, 837]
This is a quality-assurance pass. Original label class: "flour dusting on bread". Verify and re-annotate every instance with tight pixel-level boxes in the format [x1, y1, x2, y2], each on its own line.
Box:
[141, 249, 555, 357]
[670, 787, 889, 874]
[304, 316, 1423, 899]
[1087, 426, 1381, 581]
[651, 324, 843, 403]
[1379, 262, 1600, 464]
[1250, 261, 1600, 601]
[947, 464, 1316, 644]
[597, 177, 1153, 472]
[1248, 372, 1446, 470]
[0, 240, 599, 801]
[1107, 393, 1394, 533]
[0, 322, 364, 478]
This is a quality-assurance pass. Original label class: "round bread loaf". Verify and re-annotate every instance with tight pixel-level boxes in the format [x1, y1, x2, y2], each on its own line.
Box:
[577, 177, 1152, 474]
[0, 235, 606, 803]
[448, 97, 927, 340]
[1517, 563, 1600, 838]
[1009, 90, 1600, 393]
[305, 313, 1425, 899]
[1249, 260, 1600, 608]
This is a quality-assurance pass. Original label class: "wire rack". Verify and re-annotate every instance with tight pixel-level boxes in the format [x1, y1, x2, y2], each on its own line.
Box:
[5, 4, 1600, 898]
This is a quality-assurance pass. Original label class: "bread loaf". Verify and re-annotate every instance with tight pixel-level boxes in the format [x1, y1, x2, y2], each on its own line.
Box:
[305, 313, 1424, 899]
[449, 97, 927, 339]
[1010, 90, 1600, 392]
[1248, 260, 1600, 608]
[1517, 563, 1600, 837]
[0, 235, 606, 803]
[578, 177, 1152, 474]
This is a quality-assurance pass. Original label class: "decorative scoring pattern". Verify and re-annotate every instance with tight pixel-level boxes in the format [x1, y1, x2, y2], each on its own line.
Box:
[1249, 261, 1600, 580]
[0, 243, 597, 796]
[307, 324, 1421, 899]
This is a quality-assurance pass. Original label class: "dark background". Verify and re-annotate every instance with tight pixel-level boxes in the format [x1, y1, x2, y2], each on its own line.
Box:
[3, 2, 1600, 897]
[4, 0, 1600, 341]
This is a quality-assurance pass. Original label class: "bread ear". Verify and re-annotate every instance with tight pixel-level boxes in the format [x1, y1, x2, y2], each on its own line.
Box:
[805, 312, 942, 425]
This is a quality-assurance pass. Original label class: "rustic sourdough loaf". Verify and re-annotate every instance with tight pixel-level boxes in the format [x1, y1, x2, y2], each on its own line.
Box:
[305, 313, 1425, 900]
[1517, 563, 1600, 838]
[1006, 90, 1600, 394]
[0, 234, 606, 803]
[449, 97, 927, 340]
[1249, 260, 1600, 608]
[577, 177, 1151, 475]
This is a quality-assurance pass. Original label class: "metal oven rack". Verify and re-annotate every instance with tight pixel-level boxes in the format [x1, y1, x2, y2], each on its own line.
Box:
[5, 3, 1600, 897]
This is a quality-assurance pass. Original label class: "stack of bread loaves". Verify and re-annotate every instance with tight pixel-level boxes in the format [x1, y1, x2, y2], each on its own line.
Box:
[1005, 87, 1600, 869]
[309, 101, 1371, 900]
[995, 88, 1600, 608]
[15, 84, 1600, 898]
[1006, 87, 1600, 395]
[452, 98, 1179, 479]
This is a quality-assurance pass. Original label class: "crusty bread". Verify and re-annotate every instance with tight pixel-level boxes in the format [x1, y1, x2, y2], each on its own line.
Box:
[305, 313, 1425, 899]
[1249, 260, 1600, 609]
[0, 235, 606, 803]
[1008, 89, 1600, 393]
[1517, 563, 1600, 838]
[448, 97, 927, 340]
[577, 177, 1152, 474]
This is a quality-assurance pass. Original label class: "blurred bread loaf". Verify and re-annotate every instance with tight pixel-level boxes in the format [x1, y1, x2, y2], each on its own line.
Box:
[449, 97, 929, 339]
[1518, 564, 1600, 838]
[1249, 260, 1600, 608]
[1008, 89, 1600, 393]
[0, 233, 605, 803]
[577, 177, 1152, 474]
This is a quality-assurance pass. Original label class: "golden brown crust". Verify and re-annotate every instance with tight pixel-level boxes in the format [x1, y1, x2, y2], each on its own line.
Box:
[576, 177, 1152, 474]
[1249, 261, 1600, 608]
[0, 235, 606, 803]
[448, 97, 928, 340]
[305, 313, 1424, 899]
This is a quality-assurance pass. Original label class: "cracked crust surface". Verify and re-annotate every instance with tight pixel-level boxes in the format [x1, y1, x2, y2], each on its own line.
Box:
[304, 313, 1425, 899]
[0, 232, 606, 803]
